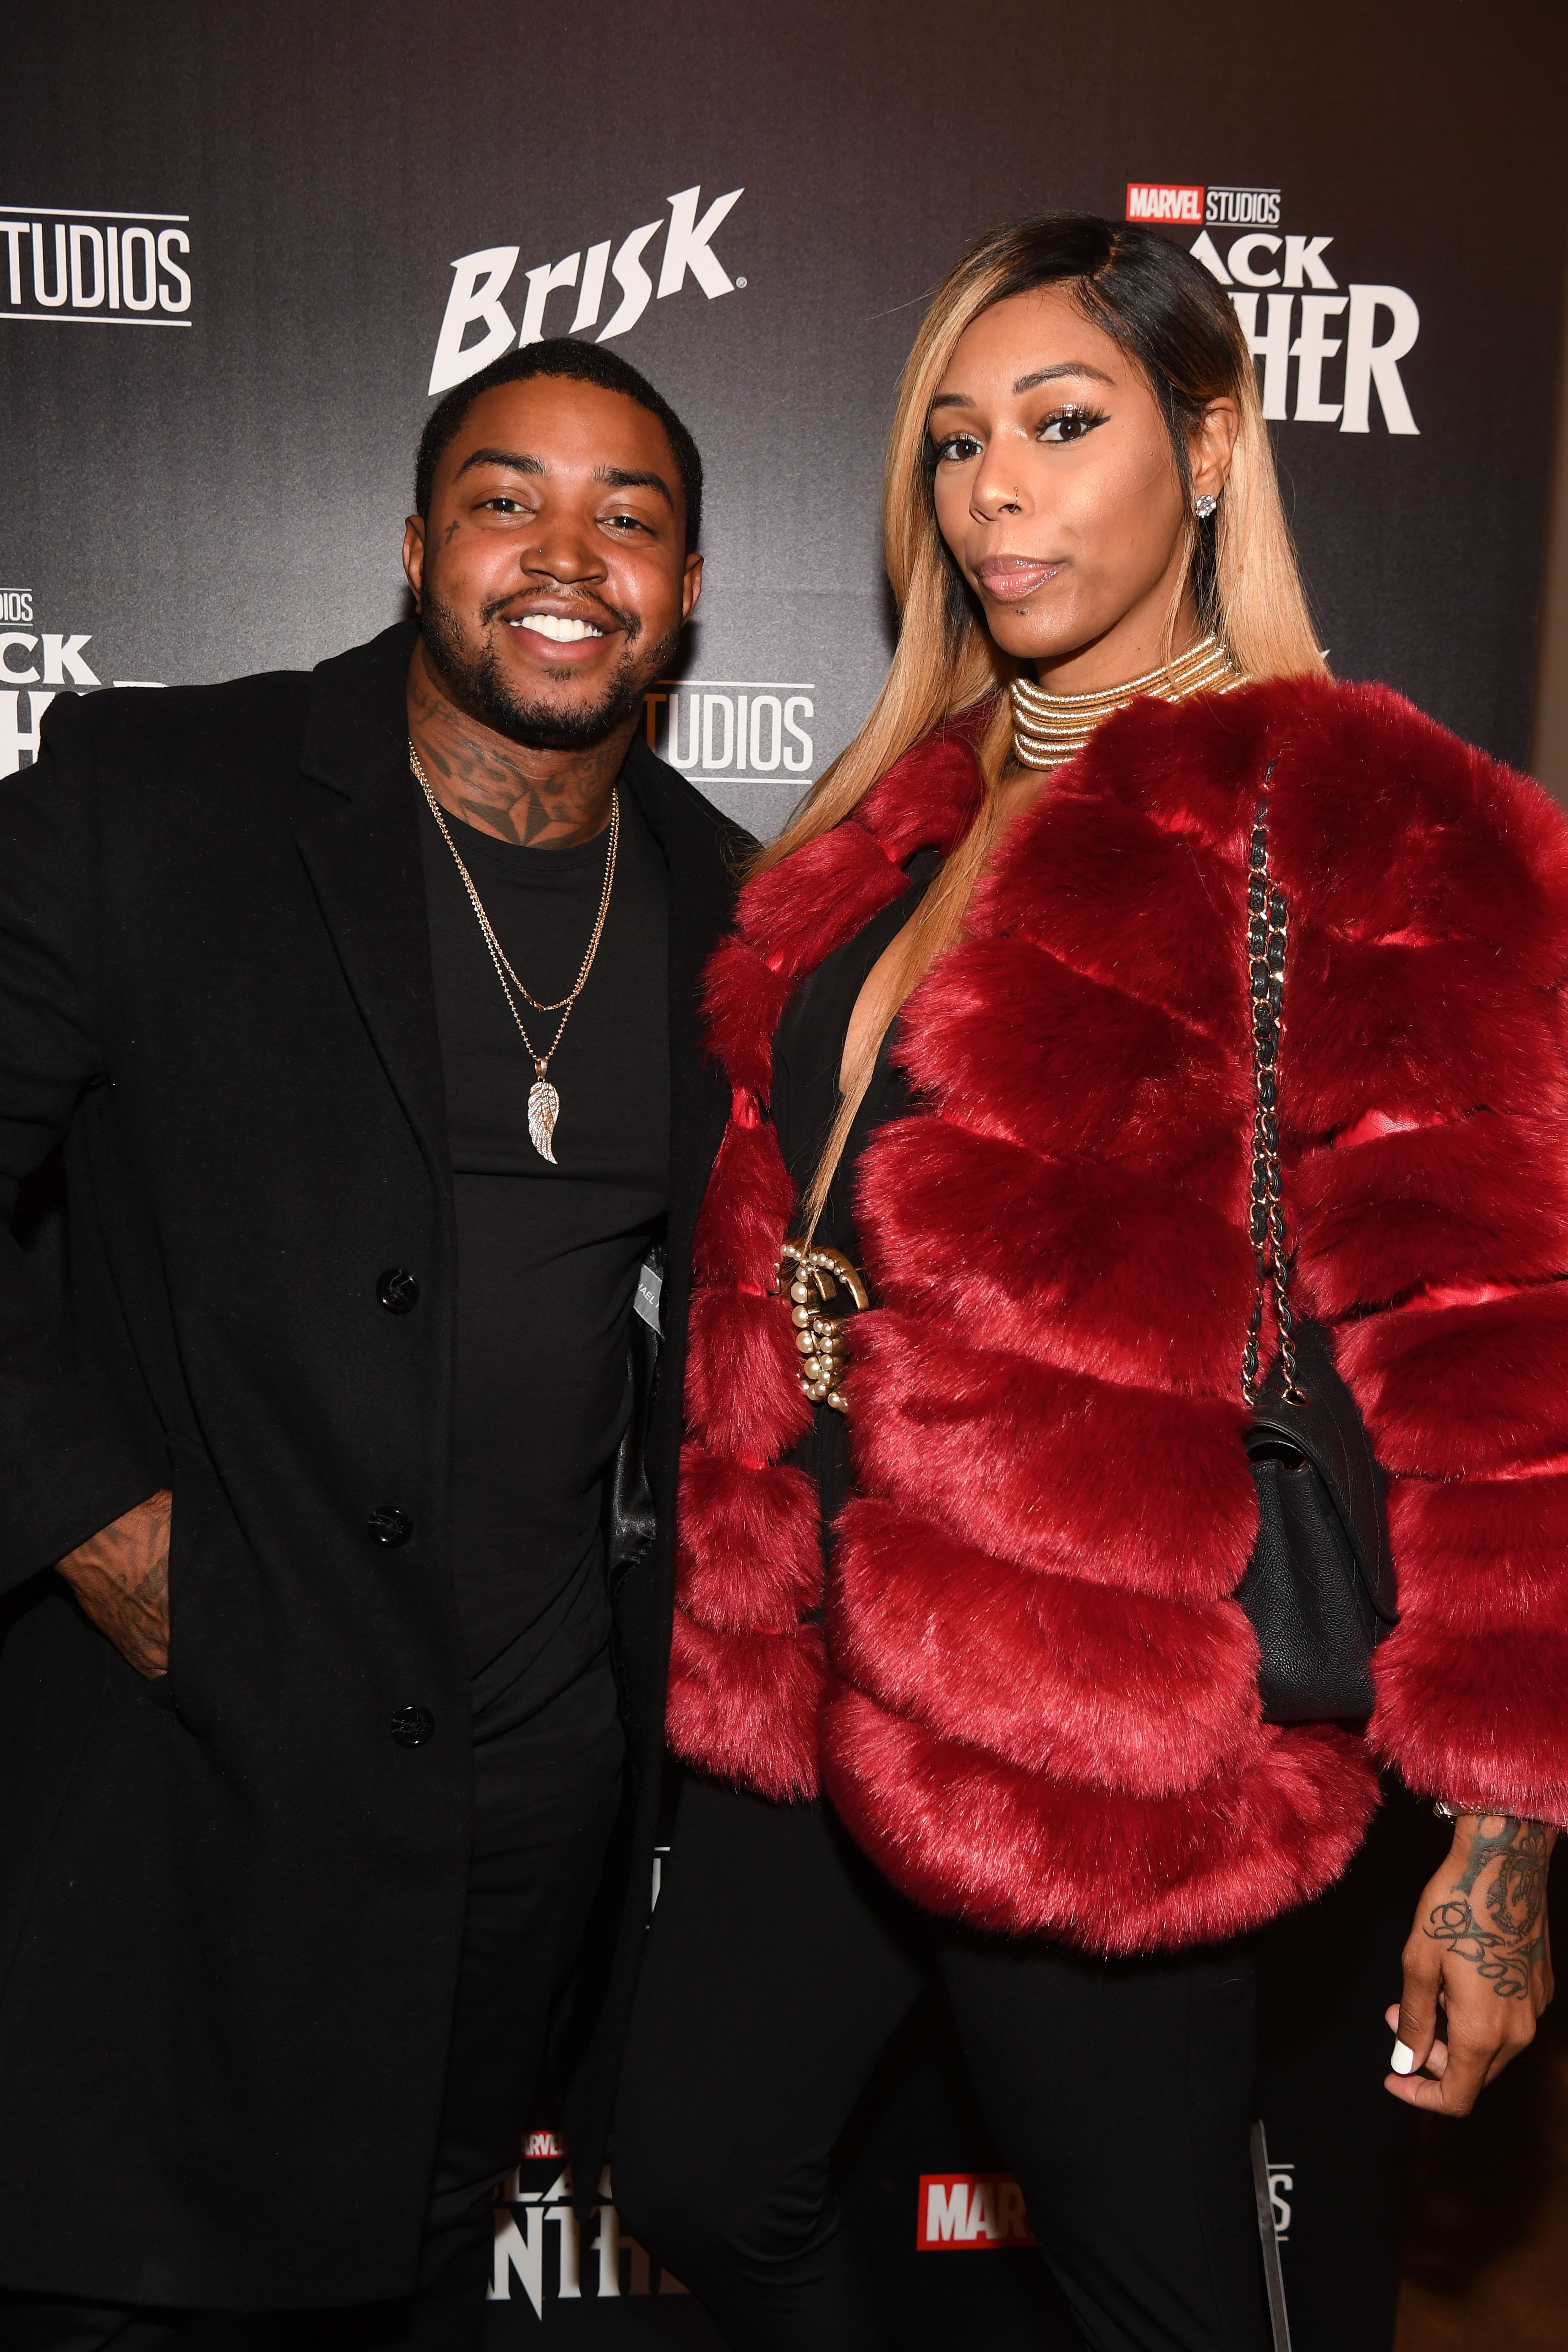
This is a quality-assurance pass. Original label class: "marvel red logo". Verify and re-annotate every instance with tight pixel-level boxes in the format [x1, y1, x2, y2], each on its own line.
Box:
[521, 2128, 564, 2158]
[917, 2174, 1035, 2249]
[1125, 182, 1205, 223]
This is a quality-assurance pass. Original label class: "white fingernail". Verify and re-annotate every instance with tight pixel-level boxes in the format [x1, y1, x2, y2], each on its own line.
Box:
[1391, 2040, 1416, 2075]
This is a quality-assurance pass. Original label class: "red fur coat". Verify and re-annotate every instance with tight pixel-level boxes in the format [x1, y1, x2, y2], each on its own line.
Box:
[667, 676, 1568, 1953]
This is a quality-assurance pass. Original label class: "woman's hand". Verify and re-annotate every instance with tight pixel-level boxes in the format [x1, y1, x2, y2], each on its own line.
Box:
[1385, 1812, 1555, 2114]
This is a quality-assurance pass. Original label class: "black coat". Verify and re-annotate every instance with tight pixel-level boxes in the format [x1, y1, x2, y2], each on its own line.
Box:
[0, 621, 743, 2308]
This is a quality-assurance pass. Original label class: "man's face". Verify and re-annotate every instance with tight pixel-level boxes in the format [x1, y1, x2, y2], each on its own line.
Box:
[403, 375, 702, 750]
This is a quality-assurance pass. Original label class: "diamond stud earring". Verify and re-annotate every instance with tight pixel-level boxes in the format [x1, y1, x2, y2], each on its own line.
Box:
[1194, 493, 1219, 520]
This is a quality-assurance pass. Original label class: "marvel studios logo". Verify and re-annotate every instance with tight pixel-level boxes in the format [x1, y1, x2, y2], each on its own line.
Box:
[644, 677, 814, 783]
[0, 206, 192, 324]
[1126, 184, 1282, 227]
[917, 2174, 1034, 2249]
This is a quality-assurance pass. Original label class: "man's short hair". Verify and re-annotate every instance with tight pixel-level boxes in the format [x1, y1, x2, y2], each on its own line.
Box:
[415, 340, 703, 553]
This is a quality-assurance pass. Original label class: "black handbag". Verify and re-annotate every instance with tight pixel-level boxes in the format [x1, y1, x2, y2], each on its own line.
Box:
[1240, 1317, 1399, 1720]
[1233, 777, 1398, 1723]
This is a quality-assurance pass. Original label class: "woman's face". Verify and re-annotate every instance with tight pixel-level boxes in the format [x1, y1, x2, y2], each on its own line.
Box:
[928, 285, 1234, 679]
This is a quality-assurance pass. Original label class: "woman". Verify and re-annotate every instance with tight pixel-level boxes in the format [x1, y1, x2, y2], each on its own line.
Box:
[612, 215, 1561, 2352]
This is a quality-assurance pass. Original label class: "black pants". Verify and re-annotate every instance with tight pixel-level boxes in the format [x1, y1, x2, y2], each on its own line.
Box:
[613, 1775, 1271, 2352]
[0, 1658, 624, 2352]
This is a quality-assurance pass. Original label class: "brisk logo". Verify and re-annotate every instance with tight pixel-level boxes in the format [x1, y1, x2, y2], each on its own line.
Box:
[430, 183, 744, 395]
[918, 2174, 1034, 2249]
[0, 207, 191, 326]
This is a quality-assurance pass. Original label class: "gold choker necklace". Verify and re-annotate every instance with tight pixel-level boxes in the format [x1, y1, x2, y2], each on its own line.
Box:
[1010, 634, 1247, 773]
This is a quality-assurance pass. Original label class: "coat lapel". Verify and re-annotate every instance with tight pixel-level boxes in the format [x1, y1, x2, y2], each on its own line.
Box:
[291, 637, 742, 1299]
[293, 623, 450, 1182]
[617, 737, 738, 1291]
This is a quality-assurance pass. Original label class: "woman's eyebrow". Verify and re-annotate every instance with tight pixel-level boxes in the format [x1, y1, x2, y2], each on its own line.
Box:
[929, 360, 1116, 418]
[1013, 362, 1115, 393]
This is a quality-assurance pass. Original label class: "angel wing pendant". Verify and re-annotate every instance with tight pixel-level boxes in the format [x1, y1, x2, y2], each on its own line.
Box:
[528, 1079, 561, 1164]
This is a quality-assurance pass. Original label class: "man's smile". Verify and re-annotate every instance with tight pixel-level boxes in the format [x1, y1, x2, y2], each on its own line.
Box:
[510, 612, 606, 643]
[489, 595, 623, 664]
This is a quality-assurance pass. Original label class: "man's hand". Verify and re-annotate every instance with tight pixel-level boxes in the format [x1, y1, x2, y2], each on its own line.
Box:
[1386, 1812, 1556, 2115]
[54, 1490, 172, 1680]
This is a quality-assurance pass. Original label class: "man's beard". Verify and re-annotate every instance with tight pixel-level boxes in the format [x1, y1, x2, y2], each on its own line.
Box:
[419, 589, 679, 752]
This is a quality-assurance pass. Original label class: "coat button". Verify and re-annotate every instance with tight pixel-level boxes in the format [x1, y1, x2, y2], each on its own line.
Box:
[390, 1703, 434, 1748]
[377, 1269, 420, 1313]
[367, 1505, 412, 1547]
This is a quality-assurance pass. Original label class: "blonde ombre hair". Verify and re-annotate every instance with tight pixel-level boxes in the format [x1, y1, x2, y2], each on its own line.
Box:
[772, 213, 1326, 1232]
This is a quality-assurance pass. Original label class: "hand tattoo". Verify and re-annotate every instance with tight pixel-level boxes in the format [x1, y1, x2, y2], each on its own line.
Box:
[1424, 1815, 1549, 1999]
[55, 1490, 172, 1679]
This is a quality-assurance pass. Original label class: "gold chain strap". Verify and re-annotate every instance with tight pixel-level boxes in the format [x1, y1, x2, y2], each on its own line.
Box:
[1242, 769, 1307, 1407]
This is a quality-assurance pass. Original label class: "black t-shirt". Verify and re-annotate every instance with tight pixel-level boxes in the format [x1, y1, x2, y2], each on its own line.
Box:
[419, 779, 670, 1718]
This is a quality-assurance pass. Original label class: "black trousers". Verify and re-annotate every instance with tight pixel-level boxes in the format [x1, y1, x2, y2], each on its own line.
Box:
[613, 1775, 1271, 2352]
[0, 1658, 624, 2352]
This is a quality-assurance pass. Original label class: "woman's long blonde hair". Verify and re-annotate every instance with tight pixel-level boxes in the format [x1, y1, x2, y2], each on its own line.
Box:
[775, 212, 1326, 1232]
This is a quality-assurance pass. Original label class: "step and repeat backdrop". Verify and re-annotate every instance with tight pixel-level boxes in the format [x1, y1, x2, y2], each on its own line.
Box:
[3, 3, 1565, 2347]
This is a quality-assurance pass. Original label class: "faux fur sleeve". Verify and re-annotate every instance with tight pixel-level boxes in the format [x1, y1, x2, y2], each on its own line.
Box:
[1274, 684, 1568, 1826]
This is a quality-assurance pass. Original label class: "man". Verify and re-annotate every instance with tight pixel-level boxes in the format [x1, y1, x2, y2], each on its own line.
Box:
[0, 340, 747, 2345]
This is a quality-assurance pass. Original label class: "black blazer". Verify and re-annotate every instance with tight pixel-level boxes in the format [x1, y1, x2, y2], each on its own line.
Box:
[0, 621, 744, 2308]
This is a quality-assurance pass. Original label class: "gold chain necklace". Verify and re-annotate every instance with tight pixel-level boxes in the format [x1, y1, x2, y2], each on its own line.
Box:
[408, 740, 618, 1165]
[1010, 634, 1247, 772]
